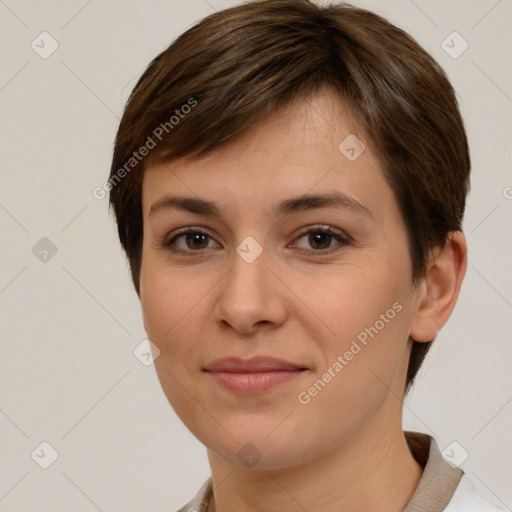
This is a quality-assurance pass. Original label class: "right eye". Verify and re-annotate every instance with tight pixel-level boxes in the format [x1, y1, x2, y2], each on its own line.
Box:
[163, 228, 221, 254]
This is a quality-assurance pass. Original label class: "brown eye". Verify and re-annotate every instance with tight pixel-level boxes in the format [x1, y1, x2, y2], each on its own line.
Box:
[184, 232, 210, 250]
[164, 228, 219, 253]
[308, 231, 334, 250]
[291, 226, 350, 255]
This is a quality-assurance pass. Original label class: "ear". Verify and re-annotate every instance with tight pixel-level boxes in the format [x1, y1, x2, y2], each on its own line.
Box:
[410, 231, 467, 342]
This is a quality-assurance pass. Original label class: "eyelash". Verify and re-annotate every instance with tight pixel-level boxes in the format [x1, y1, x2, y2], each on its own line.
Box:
[163, 225, 351, 256]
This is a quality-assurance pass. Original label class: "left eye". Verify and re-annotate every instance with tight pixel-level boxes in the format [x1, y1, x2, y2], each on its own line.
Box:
[290, 227, 350, 254]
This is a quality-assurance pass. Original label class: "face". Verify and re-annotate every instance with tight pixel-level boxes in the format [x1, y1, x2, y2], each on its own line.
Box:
[140, 90, 424, 470]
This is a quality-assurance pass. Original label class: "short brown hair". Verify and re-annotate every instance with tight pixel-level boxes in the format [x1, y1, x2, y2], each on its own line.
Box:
[108, 0, 470, 391]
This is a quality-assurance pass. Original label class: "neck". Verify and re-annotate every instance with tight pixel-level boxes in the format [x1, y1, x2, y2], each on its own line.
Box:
[207, 417, 423, 512]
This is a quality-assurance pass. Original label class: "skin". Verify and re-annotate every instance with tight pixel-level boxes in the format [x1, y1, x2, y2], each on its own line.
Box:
[139, 89, 467, 512]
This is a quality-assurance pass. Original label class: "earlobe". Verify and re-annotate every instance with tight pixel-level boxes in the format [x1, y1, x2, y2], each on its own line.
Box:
[409, 231, 467, 343]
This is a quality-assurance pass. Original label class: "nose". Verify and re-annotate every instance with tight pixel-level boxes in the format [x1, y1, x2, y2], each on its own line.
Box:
[213, 243, 288, 335]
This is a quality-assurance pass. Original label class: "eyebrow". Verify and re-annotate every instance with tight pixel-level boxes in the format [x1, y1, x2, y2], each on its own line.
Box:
[149, 192, 373, 219]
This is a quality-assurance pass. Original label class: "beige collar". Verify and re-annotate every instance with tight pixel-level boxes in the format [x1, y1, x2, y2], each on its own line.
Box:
[403, 431, 463, 511]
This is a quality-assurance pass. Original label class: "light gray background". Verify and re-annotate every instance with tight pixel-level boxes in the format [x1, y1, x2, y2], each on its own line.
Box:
[1, 0, 511, 511]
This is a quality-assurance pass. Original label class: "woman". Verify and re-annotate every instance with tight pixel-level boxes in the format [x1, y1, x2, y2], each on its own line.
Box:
[108, 1, 503, 510]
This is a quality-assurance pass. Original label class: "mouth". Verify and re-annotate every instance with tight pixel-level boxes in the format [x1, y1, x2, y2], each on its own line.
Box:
[203, 356, 309, 394]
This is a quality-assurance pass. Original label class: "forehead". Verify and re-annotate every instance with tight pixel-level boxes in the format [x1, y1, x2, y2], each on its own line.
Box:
[141, 90, 396, 222]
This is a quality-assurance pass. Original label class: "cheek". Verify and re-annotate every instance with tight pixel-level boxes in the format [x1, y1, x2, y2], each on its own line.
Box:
[140, 258, 212, 428]
[140, 254, 206, 360]
[313, 263, 407, 342]
[297, 301, 410, 435]
[299, 257, 412, 400]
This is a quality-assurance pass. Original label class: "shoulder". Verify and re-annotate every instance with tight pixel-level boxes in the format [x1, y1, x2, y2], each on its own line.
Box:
[444, 474, 506, 512]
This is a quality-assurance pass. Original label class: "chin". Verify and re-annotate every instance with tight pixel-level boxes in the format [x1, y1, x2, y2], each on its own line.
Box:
[192, 417, 323, 471]
[206, 437, 311, 471]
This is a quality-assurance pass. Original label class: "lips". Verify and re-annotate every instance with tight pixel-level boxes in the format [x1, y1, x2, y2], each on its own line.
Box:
[204, 356, 306, 373]
[203, 356, 308, 394]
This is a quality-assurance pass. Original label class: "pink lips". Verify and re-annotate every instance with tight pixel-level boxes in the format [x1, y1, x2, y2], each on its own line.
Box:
[204, 356, 308, 394]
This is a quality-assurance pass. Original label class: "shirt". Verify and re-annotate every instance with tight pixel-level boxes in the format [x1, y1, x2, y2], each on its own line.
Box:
[176, 431, 504, 511]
